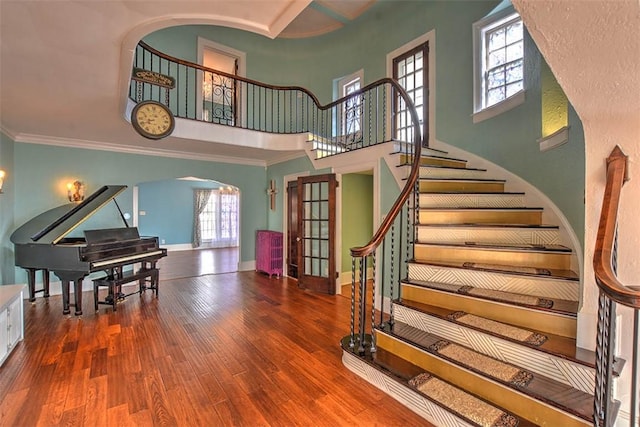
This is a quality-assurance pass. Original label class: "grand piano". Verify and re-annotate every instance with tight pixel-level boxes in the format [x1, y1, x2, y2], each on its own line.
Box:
[10, 185, 167, 315]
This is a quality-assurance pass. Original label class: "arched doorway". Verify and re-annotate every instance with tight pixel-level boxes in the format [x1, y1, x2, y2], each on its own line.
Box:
[135, 177, 240, 279]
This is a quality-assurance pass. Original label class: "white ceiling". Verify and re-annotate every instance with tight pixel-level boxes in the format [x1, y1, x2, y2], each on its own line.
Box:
[0, 0, 374, 166]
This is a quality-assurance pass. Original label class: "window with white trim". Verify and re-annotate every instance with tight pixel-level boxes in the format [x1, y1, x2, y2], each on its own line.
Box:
[336, 71, 363, 137]
[473, 10, 524, 118]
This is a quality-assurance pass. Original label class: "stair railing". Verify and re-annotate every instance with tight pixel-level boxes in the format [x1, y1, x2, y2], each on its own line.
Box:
[130, 41, 415, 159]
[593, 145, 639, 427]
[346, 85, 423, 355]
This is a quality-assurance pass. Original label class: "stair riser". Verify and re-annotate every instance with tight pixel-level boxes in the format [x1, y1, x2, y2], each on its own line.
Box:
[419, 210, 542, 225]
[419, 181, 504, 193]
[401, 284, 577, 338]
[376, 332, 589, 427]
[417, 227, 560, 246]
[419, 194, 525, 208]
[414, 245, 572, 270]
[419, 168, 487, 179]
[393, 304, 595, 394]
[407, 263, 579, 301]
[400, 154, 467, 169]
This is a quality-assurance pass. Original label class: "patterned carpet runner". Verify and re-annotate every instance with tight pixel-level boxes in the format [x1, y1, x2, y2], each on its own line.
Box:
[457, 285, 554, 308]
[408, 373, 519, 427]
[463, 262, 552, 276]
[425, 280, 554, 309]
[447, 311, 548, 346]
[429, 340, 534, 388]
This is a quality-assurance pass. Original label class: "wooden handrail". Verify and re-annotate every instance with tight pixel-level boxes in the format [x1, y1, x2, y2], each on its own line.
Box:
[349, 92, 422, 258]
[593, 145, 640, 308]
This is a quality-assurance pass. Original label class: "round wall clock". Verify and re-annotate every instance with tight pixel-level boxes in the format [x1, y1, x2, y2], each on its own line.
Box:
[131, 100, 175, 140]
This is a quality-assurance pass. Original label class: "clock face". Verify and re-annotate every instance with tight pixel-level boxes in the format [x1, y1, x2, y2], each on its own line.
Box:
[131, 101, 175, 139]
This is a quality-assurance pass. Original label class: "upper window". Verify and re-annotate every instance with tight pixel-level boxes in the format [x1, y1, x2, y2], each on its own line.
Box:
[336, 70, 363, 137]
[393, 42, 428, 145]
[473, 10, 525, 121]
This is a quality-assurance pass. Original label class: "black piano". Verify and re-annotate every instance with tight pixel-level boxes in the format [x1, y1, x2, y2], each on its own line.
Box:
[10, 185, 167, 315]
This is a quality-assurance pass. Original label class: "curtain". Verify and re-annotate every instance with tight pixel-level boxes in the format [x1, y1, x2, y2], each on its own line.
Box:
[193, 188, 240, 248]
[193, 189, 212, 248]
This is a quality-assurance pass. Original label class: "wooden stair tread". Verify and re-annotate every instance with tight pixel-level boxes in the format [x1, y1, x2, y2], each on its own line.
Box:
[419, 177, 506, 183]
[420, 206, 543, 211]
[420, 191, 525, 195]
[385, 322, 594, 421]
[414, 260, 579, 280]
[418, 223, 559, 229]
[416, 241, 573, 253]
[395, 299, 594, 368]
[402, 278, 580, 315]
[415, 164, 487, 172]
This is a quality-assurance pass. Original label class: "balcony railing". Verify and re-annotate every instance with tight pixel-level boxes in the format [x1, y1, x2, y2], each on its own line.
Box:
[130, 41, 420, 158]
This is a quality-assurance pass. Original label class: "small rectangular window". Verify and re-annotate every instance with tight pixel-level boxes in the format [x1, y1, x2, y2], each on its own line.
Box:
[473, 10, 525, 121]
[484, 16, 523, 108]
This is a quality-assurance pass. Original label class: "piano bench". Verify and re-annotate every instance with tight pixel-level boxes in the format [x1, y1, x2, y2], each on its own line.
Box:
[93, 268, 159, 312]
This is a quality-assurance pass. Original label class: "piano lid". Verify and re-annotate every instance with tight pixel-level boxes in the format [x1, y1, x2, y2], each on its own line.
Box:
[10, 185, 128, 245]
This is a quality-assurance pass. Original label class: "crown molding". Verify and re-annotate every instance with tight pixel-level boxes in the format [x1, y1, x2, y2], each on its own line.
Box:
[11, 133, 267, 167]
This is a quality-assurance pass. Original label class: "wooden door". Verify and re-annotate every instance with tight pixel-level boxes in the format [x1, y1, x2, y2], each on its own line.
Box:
[286, 180, 299, 279]
[296, 174, 337, 294]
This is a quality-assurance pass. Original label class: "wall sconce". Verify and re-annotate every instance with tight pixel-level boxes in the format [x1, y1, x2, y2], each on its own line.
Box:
[67, 180, 85, 202]
[0, 170, 5, 194]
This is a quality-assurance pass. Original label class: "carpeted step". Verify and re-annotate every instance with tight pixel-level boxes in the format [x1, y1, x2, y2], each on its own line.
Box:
[407, 261, 579, 301]
[413, 242, 573, 270]
[417, 165, 489, 179]
[376, 325, 593, 426]
[419, 207, 543, 225]
[399, 153, 468, 169]
[392, 299, 598, 395]
[419, 192, 526, 208]
[417, 223, 560, 246]
[341, 338, 538, 427]
[400, 281, 576, 338]
[419, 178, 505, 193]
[408, 373, 520, 427]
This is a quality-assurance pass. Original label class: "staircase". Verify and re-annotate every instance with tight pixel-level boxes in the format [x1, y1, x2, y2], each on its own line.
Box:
[342, 147, 601, 427]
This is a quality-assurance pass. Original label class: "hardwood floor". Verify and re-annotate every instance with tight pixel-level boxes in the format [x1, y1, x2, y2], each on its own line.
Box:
[156, 247, 240, 279]
[0, 251, 432, 426]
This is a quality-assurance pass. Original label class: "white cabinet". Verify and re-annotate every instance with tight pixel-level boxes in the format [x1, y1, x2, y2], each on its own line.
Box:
[0, 285, 25, 366]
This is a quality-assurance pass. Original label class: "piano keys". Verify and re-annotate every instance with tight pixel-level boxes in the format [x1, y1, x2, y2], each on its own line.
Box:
[10, 185, 167, 315]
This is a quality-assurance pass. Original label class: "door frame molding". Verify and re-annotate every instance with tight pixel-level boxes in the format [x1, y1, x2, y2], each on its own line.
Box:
[333, 159, 380, 295]
[282, 171, 309, 280]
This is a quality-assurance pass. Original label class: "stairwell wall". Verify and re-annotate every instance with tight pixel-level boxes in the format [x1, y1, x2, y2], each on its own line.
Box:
[147, 0, 585, 249]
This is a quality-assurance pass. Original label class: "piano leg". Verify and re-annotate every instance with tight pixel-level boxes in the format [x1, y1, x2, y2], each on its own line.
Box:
[73, 279, 83, 316]
[43, 269, 50, 298]
[26, 268, 37, 302]
[62, 280, 71, 315]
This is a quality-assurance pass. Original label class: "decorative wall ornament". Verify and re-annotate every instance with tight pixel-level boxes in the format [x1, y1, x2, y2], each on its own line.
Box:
[267, 180, 278, 210]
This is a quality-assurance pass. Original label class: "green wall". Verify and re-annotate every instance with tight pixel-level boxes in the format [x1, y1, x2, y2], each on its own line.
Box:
[8, 142, 266, 285]
[341, 174, 373, 274]
[0, 132, 15, 284]
[147, 0, 584, 247]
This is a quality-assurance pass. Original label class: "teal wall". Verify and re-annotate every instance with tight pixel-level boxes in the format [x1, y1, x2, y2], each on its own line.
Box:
[0, 132, 15, 284]
[1, 0, 586, 286]
[8, 142, 266, 285]
[147, 0, 585, 246]
[138, 178, 224, 245]
[341, 174, 373, 274]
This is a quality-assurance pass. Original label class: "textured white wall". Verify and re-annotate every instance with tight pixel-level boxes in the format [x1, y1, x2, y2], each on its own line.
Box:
[513, 1, 639, 422]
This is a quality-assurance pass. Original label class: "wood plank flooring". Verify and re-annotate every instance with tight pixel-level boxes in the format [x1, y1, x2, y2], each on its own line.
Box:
[0, 250, 432, 427]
